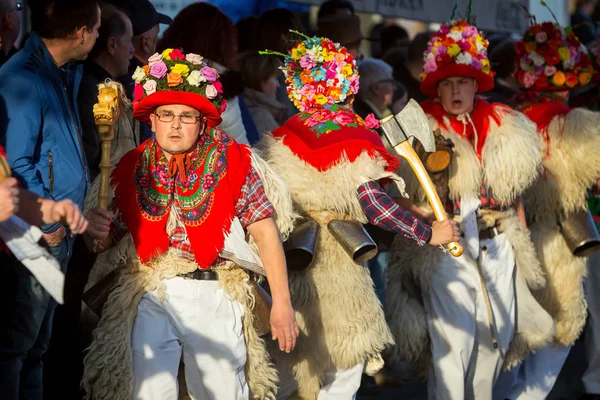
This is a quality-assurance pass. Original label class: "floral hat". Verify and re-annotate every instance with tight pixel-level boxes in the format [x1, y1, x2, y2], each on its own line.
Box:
[262, 32, 359, 113]
[515, 21, 593, 91]
[131, 48, 226, 127]
[420, 20, 494, 98]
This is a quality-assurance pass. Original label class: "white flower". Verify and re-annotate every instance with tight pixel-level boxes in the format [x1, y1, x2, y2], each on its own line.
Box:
[455, 52, 473, 65]
[205, 84, 218, 99]
[426, 52, 435, 61]
[448, 31, 463, 42]
[186, 70, 202, 87]
[132, 66, 147, 83]
[476, 41, 486, 55]
[143, 79, 157, 95]
[563, 59, 575, 70]
[185, 53, 203, 65]
[520, 58, 532, 71]
[530, 52, 545, 66]
[148, 52, 163, 66]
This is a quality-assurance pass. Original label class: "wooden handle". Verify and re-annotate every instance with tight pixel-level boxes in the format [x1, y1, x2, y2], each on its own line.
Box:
[96, 123, 114, 210]
[394, 141, 463, 257]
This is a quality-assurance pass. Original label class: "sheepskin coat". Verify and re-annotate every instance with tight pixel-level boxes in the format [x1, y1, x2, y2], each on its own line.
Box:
[385, 102, 556, 370]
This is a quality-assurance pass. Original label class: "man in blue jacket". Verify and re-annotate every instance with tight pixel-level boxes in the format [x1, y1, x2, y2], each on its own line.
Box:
[0, 0, 100, 398]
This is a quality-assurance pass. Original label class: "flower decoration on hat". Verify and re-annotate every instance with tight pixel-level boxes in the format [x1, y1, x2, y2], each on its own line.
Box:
[131, 48, 226, 127]
[514, 4, 593, 91]
[261, 31, 359, 113]
[420, 19, 495, 98]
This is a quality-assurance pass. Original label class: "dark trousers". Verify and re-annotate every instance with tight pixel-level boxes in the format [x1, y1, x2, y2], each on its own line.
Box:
[0, 236, 73, 400]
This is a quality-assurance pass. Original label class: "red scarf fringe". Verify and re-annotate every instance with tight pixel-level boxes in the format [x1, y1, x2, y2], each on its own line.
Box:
[522, 102, 571, 157]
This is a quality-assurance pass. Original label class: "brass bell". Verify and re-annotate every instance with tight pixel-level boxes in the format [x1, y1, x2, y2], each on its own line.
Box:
[283, 220, 320, 271]
[327, 220, 378, 264]
[559, 210, 600, 257]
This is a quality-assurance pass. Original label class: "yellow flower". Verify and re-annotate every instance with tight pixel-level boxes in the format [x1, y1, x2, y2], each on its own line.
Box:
[162, 48, 174, 60]
[291, 48, 303, 59]
[342, 64, 354, 77]
[447, 44, 461, 57]
[171, 63, 190, 77]
[558, 46, 571, 61]
[322, 49, 334, 62]
[315, 94, 328, 105]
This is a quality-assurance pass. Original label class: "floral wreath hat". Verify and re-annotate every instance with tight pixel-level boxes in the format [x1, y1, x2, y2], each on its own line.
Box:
[514, 5, 593, 91]
[420, 18, 494, 98]
[261, 31, 360, 113]
[131, 48, 226, 127]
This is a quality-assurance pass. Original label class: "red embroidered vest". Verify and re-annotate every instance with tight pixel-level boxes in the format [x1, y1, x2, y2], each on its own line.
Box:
[112, 131, 252, 268]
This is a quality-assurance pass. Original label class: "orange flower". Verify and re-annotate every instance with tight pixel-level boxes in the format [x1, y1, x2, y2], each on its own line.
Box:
[143, 65, 150, 75]
[579, 72, 592, 86]
[525, 42, 536, 54]
[565, 72, 578, 88]
[300, 70, 314, 84]
[551, 71, 566, 86]
[167, 72, 183, 87]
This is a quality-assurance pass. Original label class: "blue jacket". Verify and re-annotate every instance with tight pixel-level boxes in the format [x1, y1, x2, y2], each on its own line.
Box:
[0, 33, 89, 233]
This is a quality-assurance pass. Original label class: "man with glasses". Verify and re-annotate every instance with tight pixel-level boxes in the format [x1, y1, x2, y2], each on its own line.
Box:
[0, 0, 21, 67]
[81, 49, 298, 399]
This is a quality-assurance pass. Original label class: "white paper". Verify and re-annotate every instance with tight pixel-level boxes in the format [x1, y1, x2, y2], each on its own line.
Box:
[0, 216, 65, 304]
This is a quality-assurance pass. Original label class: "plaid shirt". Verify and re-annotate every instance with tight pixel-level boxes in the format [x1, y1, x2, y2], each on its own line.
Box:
[358, 180, 432, 246]
[445, 180, 508, 215]
[110, 166, 274, 262]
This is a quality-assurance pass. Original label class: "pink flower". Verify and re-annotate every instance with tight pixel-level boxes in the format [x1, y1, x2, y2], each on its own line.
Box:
[471, 58, 482, 70]
[205, 85, 218, 99]
[148, 52, 163, 66]
[143, 79, 157, 95]
[544, 65, 557, 76]
[212, 81, 223, 94]
[299, 55, 316, 69]
[133, 83, 144, 103]
[200, 66, 217, 82]
[365, 113, 380, 129]
[150, 61, 168, 78]
[423, 58, 438, 74]
[523, 72, 536, 88]
[169, 49, 185, 60]
[334, 113, 354, 125]
[533, 65, 544, 76]
[185, 53, 203, 65]
[462, 26, 478, 38]
[535, 32, 548, 43]
[457, 40, 471, 51]
[349, 77, 359, 93]
[439, 24, 450, 35]
[434, 46, 447, 56]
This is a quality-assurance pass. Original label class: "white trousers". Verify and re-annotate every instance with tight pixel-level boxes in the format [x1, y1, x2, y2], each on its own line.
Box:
[424, 233, 516, 400]
[493, 344, 570, 400]
[131, 277, 248, 400]
[276, 363, 363, 400]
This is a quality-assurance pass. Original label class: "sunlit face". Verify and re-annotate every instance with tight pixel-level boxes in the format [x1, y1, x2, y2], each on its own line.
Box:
[150, 104, 206, 157]
[437, 76, 477, 115]
[373, 79, 395, 109]
[260, 73, 280, 98]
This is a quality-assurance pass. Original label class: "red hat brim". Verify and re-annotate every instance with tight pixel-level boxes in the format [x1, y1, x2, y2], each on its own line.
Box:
[420, 64, 494, 98]
[133, 91, 223, 127]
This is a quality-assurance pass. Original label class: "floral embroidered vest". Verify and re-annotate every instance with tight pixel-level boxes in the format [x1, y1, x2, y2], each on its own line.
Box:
[112, 130, 251, 268]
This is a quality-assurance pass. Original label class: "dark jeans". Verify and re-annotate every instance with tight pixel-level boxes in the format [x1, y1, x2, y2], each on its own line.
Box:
[0, 235, 73, 400]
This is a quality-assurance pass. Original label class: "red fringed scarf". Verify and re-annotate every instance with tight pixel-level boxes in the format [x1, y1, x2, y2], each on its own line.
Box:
[112, 131, 252, 268]
[521, 102, 571, 157]
[272, 107, 399, 172]
[421, 98, 510, 158]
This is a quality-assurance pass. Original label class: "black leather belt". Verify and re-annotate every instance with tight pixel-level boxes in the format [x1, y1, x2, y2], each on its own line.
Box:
[479, 227, 499, 241]
[179, 270, 218, 281]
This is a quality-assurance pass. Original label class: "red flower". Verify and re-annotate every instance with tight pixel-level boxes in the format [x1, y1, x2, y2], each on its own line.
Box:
[550, 29, 562, 41]
[322, 40, 337, 52]
[219, 100, 227, 113]
[535, 74, 549, 89]
[536, 44, 550, 57]
[516, 70, 526, 85]
[436, 53, 453, 67]
[544, 49, 561, 65]
[542, 22, 555, 34]
[0, 146, 5, 158]
[169, 49, 185, 60]
[212, 81, 223, 94]
[133, 83, 144, 103]
[515, 41, 526, 55]
[548, 38, 562, 49]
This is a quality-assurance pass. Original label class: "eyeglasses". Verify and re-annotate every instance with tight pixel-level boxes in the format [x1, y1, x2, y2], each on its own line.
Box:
[11, 2, 23, 12]
[155, 112, 202, 124]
